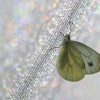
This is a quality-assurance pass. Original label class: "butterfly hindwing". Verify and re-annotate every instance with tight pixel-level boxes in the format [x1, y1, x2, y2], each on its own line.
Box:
[71, 41, 100, 74]
[56, 43, 86, 82]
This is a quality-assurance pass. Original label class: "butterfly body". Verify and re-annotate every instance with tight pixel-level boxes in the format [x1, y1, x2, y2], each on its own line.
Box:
[56, 35, 100, 82]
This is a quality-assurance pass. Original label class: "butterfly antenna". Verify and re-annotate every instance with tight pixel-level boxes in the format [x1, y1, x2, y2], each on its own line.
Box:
[60, 21, 73, 38]
[60, 31, 65, 38]
[69, 21, 73, 36]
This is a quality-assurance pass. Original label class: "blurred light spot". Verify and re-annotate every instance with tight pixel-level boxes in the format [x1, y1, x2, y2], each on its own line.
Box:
[89, 21, 94, 26]
[98, 4, 100, 10]
[6, 87, 12, 92]
[7, 78, 11, 82]
[52, 82, 57, 87]
[26, 2, 35, 11]
[42, 81, 47, 87]
[19, 2, 24, 7]
[2, 80, 6, 83]
[3, 84, 7, 89]
[12, 12, 20, 22]
[18, 8, 28, 16]
[16, 68, 22, 72]
[19, 16, 30, 27]
[52, 3, 56, 8]
[40, 5, 44, 11]
[56, 0, 59, 3]
[8, 35, 12, 42]
[4, 58, 11, 67]
[3, 44, 11, 53]
[47, 94, 52, 98]
[14, 64, 19, 68]
[44, 16, 49, 20]
[28, 37, 34, 43]
[6, 19, 12, 29]
[10, 39, 18, 47]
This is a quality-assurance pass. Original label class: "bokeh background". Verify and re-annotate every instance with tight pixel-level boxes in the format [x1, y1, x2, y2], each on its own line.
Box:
[0, 0, 100, 100]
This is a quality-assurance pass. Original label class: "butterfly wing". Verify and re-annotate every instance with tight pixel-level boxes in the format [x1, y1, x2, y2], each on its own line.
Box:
[56, 43, 86, 82]
[71, 41, 100, 74]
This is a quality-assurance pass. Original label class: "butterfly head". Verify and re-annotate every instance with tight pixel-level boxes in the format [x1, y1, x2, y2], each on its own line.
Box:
[64, 34, 70, 40]
[62, 34, 70, 46]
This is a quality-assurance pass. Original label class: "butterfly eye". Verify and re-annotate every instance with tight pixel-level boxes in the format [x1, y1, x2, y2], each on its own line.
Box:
[67, 35, 70, 40]
[88, 62, 93, 67]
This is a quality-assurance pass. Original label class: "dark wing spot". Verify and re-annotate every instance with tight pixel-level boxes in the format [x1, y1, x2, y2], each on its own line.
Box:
[88, 62, 93, 67]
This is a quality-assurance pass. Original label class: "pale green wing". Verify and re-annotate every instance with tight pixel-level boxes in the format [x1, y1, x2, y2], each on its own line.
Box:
[56, 43, 86, 82]
[71, 41, 100, 74]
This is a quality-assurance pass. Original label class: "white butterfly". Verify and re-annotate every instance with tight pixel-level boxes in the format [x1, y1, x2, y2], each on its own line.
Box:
[56, 25, 100, 82]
